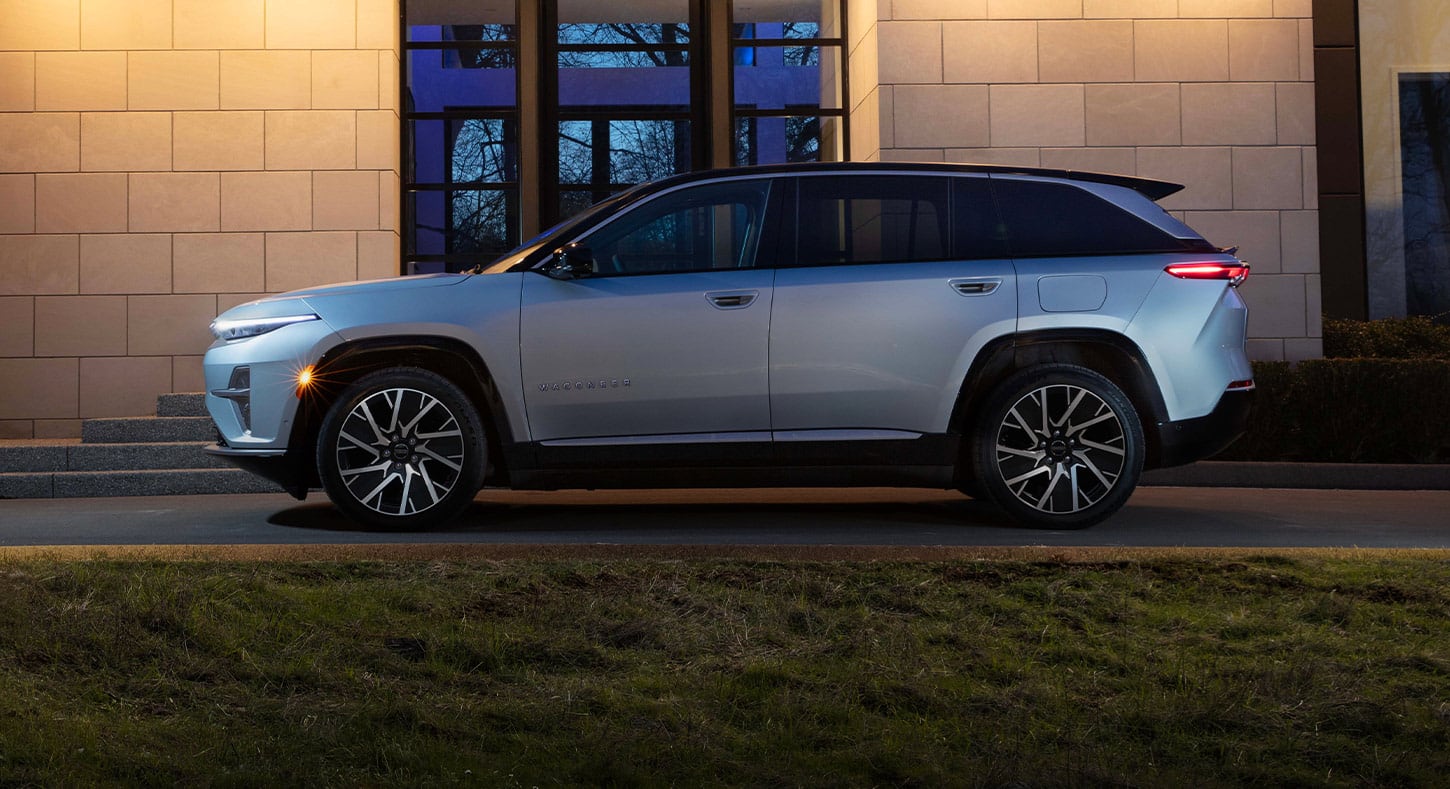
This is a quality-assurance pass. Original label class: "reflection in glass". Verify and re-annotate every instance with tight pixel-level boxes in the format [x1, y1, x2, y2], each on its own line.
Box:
[450, 119, 516, 184]
[448, 190, 517, 256]
[732, 0, 839, 39]
[579, 180, 771, 274]
[734, 46, 839, 110]
[405, 1, 520, 272]
[411, 190, 517, 257]
[559, 119, 692, 187]
[735, 116, 840, 166]
[1399, 73, 1450, 317]
[409, 119, 518, 185]
[558, 24, 690, 68]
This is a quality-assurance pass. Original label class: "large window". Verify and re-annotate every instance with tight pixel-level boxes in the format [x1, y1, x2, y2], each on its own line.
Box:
[1399, 72, 1450, 317]
[404, 1, 520, 274]
[401, 1, 849, 273]
[548, 2, 702, 222]
[732, 2, 846, 167]
[1358, 1, 1450, 319]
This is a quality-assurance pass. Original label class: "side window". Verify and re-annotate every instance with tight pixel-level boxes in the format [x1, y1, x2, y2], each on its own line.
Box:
[952, 176, 1011, 260]
[992, 178, 1188, 257]
[795, 175, 950, 265]
[578, 180, 772, 276]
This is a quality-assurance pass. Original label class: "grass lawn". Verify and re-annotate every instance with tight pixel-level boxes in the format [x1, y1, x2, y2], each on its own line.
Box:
[1, 552, 1447, 785]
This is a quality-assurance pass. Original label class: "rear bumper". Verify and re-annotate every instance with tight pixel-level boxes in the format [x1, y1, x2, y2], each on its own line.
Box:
[1152, 388, 1254, 469]
[205, 444, 310, 500]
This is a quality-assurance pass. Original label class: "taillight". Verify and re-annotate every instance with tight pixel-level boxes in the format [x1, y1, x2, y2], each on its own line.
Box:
[1226, 379, 1255, 391]
[1164, 262, 1250, 286]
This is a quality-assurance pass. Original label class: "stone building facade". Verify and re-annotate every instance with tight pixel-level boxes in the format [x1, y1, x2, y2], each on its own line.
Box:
[0, 0, 1320, 438]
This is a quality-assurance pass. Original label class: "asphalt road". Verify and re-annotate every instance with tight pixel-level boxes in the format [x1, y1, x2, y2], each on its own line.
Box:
[1, 486, 1448, 548]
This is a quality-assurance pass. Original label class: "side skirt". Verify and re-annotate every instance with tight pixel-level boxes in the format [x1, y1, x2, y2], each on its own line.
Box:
[500, 435, 962, 490]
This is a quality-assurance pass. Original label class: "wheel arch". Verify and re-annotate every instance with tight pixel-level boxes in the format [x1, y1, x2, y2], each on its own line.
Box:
[294, 335, 515, 488]
[949, 329, 1173, 470]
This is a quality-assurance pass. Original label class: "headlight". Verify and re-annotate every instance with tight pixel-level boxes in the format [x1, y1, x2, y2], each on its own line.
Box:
[210, 314, 319, 341]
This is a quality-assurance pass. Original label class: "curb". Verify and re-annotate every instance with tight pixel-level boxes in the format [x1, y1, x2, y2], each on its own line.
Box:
[1141, 461, 1450, 490]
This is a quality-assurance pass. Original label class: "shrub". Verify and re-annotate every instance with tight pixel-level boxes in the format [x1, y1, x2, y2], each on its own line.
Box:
[1216, 359, 1450, 463]
[1323, 315, 1450, 359]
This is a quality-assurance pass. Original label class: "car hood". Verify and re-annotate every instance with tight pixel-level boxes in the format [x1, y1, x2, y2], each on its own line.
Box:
[275, 273, 471, 301]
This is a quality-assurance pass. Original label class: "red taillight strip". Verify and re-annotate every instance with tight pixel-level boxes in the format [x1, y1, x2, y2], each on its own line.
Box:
[1165, 262, 1250, 286]
[1226, 379, 1255, 391]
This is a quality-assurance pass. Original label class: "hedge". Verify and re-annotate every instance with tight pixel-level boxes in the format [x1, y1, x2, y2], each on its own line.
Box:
[1214, 359, 1450, 463]
[1322, 314, 1450, 359]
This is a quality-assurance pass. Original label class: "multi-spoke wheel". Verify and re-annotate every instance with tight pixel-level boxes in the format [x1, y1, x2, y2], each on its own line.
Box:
[972, 365, 1143, 529]
[317, 368, 486, 530]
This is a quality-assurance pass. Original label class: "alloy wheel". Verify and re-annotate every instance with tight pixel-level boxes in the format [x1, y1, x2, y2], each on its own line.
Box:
[333, 387, 466, 516]
[993, 383, 1127, 515]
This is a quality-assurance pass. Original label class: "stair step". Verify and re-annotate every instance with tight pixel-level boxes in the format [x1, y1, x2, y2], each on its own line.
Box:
[82, 416, 218, 444]
[0, 441, 230, 473]
[157, 392, 208, 417]
[0, 442, 72, 473]
[0, 468, 280, 499]
[68, 442, 231, 471]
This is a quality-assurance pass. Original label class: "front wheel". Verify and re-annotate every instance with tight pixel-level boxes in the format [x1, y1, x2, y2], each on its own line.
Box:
[972, 365, 1144, 529]
[317, 368, 487, 530]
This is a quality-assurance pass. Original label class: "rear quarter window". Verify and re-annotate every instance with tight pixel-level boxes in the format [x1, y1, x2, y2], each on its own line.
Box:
[992, 177, 1191, 257]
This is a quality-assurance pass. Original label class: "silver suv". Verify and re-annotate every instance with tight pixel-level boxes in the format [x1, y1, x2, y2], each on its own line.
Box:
[204, 163, 1253, 530]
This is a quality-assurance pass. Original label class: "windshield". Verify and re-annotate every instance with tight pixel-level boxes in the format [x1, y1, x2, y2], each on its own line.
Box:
[479, 183, 656, 274]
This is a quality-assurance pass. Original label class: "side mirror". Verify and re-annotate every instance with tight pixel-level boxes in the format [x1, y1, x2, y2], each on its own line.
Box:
[545, 244, 595, 280]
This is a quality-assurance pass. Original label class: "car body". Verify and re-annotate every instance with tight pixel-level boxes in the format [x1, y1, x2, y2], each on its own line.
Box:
[204, 162, 1253, 529]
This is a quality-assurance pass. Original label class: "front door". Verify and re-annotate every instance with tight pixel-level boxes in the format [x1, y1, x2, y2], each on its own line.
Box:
[520, 178, 776, 442]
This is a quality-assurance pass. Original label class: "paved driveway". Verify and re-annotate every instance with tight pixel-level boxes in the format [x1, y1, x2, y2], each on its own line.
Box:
[2, 487, 1447, 548]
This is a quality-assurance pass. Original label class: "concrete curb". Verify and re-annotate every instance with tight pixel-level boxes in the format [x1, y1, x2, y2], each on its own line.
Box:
[1141, 461, 1450, 490]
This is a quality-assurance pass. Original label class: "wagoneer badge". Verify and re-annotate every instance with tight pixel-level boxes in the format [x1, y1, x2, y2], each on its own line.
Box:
[538, 378, 630, 392]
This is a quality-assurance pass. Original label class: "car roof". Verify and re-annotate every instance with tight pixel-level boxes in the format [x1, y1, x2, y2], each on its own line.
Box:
[647, 160, 1185, 201]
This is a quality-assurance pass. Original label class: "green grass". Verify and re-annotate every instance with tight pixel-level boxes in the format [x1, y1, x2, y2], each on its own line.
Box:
[1, 556, 1447, 785]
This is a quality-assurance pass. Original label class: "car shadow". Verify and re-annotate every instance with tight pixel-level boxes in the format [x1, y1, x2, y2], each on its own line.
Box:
[264, 492, 1028, 536]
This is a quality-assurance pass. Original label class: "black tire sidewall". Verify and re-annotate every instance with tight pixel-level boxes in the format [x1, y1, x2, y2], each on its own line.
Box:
[316, 367, 487, 531]
[972, 364, 1144, 529]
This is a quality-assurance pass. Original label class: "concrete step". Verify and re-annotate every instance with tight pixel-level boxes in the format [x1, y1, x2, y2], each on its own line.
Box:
[0, 441, 73, 473]
[0, 441, 230, 473]
[69, 441, 231, 471]
[0, 468, 280, 499]
[156, 392, 208, 417]
[82, 416, 218, 444]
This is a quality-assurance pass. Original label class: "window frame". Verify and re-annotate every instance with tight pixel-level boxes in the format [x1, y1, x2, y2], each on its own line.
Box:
[402, 10, 524, 273]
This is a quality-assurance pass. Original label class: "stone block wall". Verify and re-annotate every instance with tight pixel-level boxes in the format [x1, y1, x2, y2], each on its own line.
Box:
[0, 0, 401, 438]
[867, 0, 1320, 363]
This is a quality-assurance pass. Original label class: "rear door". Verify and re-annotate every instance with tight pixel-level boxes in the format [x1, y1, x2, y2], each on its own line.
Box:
[769, 174, 1018, 437]
[520, 178, 777, 442]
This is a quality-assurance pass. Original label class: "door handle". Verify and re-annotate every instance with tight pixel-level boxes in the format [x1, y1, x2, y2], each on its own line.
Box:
[949, 277, 1001, 296]
[705, 290, 758, 309]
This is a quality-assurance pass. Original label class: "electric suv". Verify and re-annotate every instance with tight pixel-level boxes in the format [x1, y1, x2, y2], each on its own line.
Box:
[204, 162, 1253, 530]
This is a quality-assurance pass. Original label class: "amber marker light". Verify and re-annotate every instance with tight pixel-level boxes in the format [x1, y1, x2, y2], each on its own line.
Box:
[296, 364, 316, 393]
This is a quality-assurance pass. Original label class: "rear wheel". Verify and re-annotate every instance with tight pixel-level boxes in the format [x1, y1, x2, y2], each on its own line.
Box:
[317, 368, 486, 530]
[972, 364, 1143, 529]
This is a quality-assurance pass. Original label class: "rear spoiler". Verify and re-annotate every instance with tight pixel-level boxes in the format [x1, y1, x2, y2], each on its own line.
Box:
[1059, 171, 1184, 201]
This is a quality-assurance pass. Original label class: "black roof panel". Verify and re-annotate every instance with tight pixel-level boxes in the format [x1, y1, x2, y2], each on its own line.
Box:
[647, 161, 1185, 201]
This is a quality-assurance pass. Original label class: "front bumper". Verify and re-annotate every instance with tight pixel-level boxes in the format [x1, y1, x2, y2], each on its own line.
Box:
[1152, 388, 1254, 469]
[206, 444, 311, 500]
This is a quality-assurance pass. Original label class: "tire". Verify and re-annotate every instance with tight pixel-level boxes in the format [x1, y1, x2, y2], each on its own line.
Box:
[972, 364, 1144, 529]
[316, 368, 487, 530]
